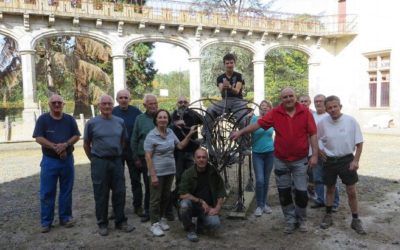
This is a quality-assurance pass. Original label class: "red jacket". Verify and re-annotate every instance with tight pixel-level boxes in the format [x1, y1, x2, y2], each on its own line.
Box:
[257, 102, 316, 161]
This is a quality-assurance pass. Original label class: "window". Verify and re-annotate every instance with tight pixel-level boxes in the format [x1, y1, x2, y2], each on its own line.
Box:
[364, 52, 391, 107]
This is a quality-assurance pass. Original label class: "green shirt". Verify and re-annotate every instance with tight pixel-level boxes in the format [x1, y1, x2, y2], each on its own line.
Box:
[179, 164, 227, 207]
[130, 112, 155, 159]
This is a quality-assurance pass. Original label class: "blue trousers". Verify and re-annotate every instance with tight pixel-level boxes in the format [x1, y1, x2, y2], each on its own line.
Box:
[252, 151, 274, 208]
[40, 155, 74, 226]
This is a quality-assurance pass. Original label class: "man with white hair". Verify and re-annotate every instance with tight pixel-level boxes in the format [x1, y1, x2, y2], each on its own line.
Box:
[33, 94, 80, 233]
[84, 95, 135, 236]
[130, 94, 158, 222]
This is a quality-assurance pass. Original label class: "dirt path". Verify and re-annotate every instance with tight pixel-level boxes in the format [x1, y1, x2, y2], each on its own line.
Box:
[0, 134, 399, 249]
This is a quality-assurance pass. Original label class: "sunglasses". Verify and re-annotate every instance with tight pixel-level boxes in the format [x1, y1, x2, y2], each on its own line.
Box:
[51, 101, 63, 105]
[118, 96, 129, 99]
[178, 101, 188, 104]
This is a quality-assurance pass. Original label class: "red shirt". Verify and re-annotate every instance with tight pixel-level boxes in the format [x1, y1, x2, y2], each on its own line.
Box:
[257, 102, 316, 161]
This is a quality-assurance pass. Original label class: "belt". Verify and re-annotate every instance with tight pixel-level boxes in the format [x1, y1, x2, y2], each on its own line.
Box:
[326, 154, 353, 163]
[92, 154, 120, 160]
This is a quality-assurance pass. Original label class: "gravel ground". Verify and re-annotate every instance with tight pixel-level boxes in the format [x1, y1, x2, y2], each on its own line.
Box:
[0, 133, 399, 249]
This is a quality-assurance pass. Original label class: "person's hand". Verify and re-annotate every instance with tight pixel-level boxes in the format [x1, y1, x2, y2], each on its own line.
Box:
[189, 125, 198, 135]
[54, 143, 67, 155]
[308, 155, 318, 169]
[222, 78, 231, 89]
[151, 175, 159, 187]
[230, 131, 241, 141]
[134, 158, 142, 169]
[59, 150, 67, 160]
[349, 160, 359, 171]
[319, 150, 327, 162]
[208, 207, 220, 216]
[200, 200, 210, 214]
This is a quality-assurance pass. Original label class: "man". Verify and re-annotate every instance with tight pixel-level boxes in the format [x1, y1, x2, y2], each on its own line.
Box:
[33, 94, 80, 233]
[318, 95, 366, 235]
[179, 148, 226, 242]
[83, 95, 135, 236]
[204, 53, 249, 144]
[231, 87, 318, 234]
[112, 89, 142, 214]
[171, 96, 203, 195]
[130, 94, 158, 222]
[299, 95, 312, 108]
[310, 94, 340, 210]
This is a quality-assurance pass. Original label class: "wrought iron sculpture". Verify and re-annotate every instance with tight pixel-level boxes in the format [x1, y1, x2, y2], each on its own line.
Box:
[179, 97, 259, 213]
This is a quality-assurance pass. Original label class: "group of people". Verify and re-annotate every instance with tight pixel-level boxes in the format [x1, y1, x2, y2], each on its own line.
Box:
[232, 88, 366, 235]
[32, 53, 366, 244]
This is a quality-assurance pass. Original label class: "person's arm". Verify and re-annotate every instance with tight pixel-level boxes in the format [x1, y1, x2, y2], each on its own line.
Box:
[130, 119, 142, 168]
[83, 140, 91, 160]
[349, 142, 363, 171]
[176, 125, 198, 150]
[208, 198, 224, 216]
[308, 134, 318, 168]
[231, 81, 243, 95]
[145, 151, 158, 186]
[230, 123, 260, 140]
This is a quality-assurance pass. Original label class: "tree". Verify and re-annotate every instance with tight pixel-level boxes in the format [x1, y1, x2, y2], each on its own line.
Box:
[265, 48, 308, 105]
[125, 42, 157, 99]
[197, 0, 276, 16]
[152, 71, 189, 98]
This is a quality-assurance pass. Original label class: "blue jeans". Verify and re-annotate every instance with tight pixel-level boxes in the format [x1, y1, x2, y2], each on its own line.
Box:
[40, 155, 74, 226]
[179, 199, 220, 231]
[252, 151, 274, 208]
[313, 159, 340, 207]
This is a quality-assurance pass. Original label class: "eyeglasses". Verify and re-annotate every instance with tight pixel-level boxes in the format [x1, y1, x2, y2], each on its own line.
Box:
[51, 101, 63, 105]
[178, 101, 188, 104]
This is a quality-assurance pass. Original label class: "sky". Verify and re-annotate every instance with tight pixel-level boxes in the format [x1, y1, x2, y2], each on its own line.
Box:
[150, 0, 329, 73]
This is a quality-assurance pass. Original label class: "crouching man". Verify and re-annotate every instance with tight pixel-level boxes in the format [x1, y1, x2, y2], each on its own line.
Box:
[178, 148, 226, 242]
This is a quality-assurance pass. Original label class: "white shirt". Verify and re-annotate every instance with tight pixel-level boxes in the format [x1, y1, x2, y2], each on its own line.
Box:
[309, 111, 329, 156]
[318, 114, 363, 157]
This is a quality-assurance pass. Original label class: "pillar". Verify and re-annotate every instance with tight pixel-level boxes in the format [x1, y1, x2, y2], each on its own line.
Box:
[20, 49, 39, 122]
[189, 56, 201, 103]
[253, 59, 265, 105]
[112, 54, 127, 101]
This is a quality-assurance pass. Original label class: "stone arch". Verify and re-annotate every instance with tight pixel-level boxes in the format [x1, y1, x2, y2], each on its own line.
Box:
[124, 36, 191, 55]
[265, 43, 312, 58]
[200, 39, 256, 55]
[0, 28, 21, 47]
[30, 30, 113, 49]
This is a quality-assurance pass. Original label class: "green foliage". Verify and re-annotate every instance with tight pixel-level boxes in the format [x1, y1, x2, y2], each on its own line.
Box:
[201, 45, 253, 98]
[152, 71, 189, 98]
[265, 48, 309, 105]
[126, 43, 157, 99]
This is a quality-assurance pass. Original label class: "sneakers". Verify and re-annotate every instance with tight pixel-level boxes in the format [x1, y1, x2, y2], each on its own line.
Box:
[242, 149, 252, 156]
[283, 223, 296, 234]
[150, 222, 165, 237]
[159, 219, 170, 231]
[98, 226, 109, 236]
[332, 206, 339, 213]
[351, 218, 367, 235]
[297, 221, 308, 232]
[115, 222, 135, 233]
[320, 213, 333, 229]
[187, 231, 199, 242]
[60, 219, 75, 228]
[254, 207, 263, 217]
[263, 205, 272, 214]
[41, 225, 51, 233]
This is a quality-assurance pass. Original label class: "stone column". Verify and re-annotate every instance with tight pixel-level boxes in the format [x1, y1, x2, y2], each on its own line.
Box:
[112, 54, 127, 101]
[253, 59, 265, 105]
[189, 56, 201, 103]
[308, 56, 321, 99]
[20, 49, 39, 122]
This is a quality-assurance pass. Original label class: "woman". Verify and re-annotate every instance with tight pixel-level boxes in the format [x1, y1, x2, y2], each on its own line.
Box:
[251, 100, 274, 217]
[144, 109, 197, 237]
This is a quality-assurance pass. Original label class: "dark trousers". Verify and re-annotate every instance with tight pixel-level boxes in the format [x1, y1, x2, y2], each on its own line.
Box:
[90, 156, 127, 227]
[121, 151, 136, 207]
[132, 156, 150, 213]
[149, 175, 174, 224]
